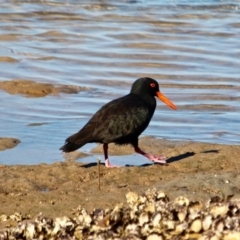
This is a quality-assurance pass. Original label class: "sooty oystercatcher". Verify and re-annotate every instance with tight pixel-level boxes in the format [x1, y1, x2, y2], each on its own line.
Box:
[60, 77, 177, 167]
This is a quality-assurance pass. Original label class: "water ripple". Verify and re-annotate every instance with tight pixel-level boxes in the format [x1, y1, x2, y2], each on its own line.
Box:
[0, 0, 240, 164]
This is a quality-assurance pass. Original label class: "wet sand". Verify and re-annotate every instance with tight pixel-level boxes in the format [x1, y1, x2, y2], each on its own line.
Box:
[0, 136, 240, 229]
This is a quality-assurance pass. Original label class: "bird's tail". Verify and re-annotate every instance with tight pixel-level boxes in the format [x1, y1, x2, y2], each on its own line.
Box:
[60, 142, 82, 152]
[60, 122, 95, 152]
[60, 129, 90, 152]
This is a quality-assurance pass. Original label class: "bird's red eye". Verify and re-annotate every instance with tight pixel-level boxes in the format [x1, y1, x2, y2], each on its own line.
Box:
[150, 83, 155, 88]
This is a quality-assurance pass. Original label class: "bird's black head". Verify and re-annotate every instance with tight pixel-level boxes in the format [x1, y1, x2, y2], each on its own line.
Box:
[130, 77, 177, 110]
[130, 77, 160, 97]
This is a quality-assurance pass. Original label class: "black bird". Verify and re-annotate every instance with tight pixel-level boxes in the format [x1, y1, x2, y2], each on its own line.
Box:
[60, 77, 177, 167]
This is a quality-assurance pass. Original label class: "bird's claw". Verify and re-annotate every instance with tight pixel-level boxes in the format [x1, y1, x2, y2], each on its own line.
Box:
[147, 154, 167, 164]
[105, 159, 120, 168]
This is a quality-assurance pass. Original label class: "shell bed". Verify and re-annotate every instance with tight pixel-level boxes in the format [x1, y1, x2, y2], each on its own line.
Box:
[0, 189, 239, 239]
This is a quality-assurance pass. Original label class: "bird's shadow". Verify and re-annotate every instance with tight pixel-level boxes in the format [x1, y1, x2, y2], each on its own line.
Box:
[82, 162, 105, 168]
[80, 149, 220, 168]
[201, 150, 219, 154]
[126, 151, 196, 167]
[166, 151, 195, 164]
[81, 151, 196, 168]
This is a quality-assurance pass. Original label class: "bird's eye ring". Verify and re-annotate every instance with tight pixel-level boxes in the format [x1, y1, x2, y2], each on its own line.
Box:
[150, 83, 155, 88]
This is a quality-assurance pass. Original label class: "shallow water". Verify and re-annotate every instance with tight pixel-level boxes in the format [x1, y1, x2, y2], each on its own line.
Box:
[1, 0, 240, 164]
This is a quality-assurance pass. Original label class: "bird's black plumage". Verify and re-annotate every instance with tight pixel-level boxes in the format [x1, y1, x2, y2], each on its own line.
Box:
[60, 77, 176, 167]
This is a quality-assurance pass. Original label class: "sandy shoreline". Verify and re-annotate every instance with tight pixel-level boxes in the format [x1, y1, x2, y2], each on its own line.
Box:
[0, 137, 239, 220]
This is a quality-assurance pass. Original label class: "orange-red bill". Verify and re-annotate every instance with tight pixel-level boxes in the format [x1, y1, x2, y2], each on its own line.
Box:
[156, 91, 177, 110]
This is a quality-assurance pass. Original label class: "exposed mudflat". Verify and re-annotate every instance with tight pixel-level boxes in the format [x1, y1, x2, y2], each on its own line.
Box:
[0, 79, 90, 97]
[0, 138, 20, 151]
[0, 137, 239, 231]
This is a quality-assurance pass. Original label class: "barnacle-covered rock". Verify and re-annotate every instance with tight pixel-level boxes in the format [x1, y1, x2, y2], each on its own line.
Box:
[0, 189, 239, 239]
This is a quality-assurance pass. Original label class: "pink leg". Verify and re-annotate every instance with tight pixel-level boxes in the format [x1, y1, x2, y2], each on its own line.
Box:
[103, 143, 120, 168]
[134, 146, 167, 164]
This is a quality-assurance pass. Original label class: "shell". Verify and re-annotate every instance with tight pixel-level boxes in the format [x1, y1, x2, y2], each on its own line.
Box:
[223, 232, 240, 240]
[174, 196, 190, 207]
[146, 233, 164, 240]
[126, 191, 139, 206]
[210, 204, 229, 218]
[202, 214, 212, 231]
[190, 218, 202, 233]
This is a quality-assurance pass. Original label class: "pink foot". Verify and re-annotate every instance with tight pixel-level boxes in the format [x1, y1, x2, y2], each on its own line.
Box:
[105, 159, 120, 168]
[134, 146, 167, 164]
[145, 153, 167, 164]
